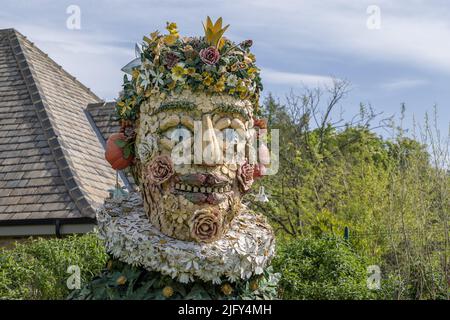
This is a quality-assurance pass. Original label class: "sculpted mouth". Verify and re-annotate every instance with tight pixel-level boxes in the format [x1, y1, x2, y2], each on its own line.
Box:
[174, 183, 232, 193]
[173, 173, 233, 204]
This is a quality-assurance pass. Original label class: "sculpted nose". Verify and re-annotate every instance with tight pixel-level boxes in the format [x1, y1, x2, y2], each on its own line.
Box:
[202, 114, 222, 165]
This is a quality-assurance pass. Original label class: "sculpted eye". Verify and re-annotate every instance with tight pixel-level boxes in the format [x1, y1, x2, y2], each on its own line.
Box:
[214, 117, 232, 130]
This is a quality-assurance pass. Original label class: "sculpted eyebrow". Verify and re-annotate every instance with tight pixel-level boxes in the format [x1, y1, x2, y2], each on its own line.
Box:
[212, 103, 250, 121]
[152, 100, 197, 115]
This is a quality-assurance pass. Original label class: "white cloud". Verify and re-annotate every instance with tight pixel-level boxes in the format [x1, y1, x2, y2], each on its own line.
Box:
[243, 1, 450, 74]
[381, 78, 429, 91]
[0, 21, 135, 100]
[2, 0, 450, 103]
[261, 68, 335, 87]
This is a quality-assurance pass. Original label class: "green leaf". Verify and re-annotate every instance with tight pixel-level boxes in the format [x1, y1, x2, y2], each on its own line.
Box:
[123, 147, 131, 159]
[115, 139, 126, 148]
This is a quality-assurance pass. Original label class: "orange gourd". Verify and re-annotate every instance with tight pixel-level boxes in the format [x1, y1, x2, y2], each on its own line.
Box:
[105, 133, 133, 170]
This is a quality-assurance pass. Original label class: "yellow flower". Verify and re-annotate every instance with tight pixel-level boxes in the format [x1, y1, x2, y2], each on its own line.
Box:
[171, 64, 187, 82]
[221, 283, 233, 296]
[132, 69, 140, 80]
[230, 63, 239, 72]
[166, 22, 178, 35]
[164, 34, 178, 46]
[119, 103, 132, 116]
[202, 16, 229, 49]
[247, 67, 257, 75]
[116, 275, 127, 286]
[214, 80, 225, 92]
[163, 22, 179, 46]
[228, 88, 236, 95]
[236, 80, 247, 93]
[202, 72, 214, 86]
[162, 286, 174, 298]
[186, 67, 196, 76]
[167, 81, 177, 90]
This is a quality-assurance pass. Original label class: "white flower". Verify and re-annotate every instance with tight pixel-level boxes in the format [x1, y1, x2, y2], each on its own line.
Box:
[226, 273, 240, 283]
[97, 192, 276, 283]
[178, 273, 191, 284]
[185, 257, 199, 270]
[211, 277, 222, 285]
[226, 74, 238, 87]
[137, 135, 157, 163]
[139, 70, 151, 90]
[149, 69, 165, 87]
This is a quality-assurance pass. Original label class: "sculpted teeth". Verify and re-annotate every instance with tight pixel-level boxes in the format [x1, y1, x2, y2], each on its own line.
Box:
[175, 183, 231, 193]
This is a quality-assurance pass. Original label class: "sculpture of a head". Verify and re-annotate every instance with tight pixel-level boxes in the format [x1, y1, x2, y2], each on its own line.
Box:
[112, 18, 267, 243]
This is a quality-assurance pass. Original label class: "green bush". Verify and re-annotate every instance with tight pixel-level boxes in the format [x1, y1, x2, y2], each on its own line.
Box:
[273, 237, 376, 300]
[0, 233, 107, 300]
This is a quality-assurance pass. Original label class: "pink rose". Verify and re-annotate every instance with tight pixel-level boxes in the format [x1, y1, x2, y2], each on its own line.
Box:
[146, 155, 174, 185]
[237, 161, 254, 192]
[199, 46, 220, 65]
[189, 209, 223, 243]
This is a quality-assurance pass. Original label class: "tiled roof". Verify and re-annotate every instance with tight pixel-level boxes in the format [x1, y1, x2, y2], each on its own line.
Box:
[86, 102, 120, 141]
[0, 28, 122, 223]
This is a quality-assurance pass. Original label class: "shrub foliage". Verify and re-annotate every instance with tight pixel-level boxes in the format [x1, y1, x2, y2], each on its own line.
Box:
[0, 234, 107, 300]
[273, 237, 375, 299]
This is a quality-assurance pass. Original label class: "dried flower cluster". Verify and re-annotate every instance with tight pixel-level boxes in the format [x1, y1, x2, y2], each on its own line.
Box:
[116, 17, 262, 122]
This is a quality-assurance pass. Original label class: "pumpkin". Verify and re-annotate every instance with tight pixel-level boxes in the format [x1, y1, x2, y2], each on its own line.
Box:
[105, 133, 133, 170]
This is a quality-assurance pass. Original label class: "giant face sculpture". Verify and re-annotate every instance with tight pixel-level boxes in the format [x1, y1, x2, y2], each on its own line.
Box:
[133, 91, 257, 243]
[109, 18, 266, 244]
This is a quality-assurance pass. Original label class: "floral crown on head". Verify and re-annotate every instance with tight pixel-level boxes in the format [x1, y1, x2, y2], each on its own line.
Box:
[116, 17, 263, 122]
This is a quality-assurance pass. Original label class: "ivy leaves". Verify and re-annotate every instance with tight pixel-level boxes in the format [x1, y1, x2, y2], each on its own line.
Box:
[68, 259, 279, 300]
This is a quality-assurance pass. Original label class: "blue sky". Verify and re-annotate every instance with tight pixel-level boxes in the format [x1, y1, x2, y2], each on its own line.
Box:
[1, 0, 449, 136]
